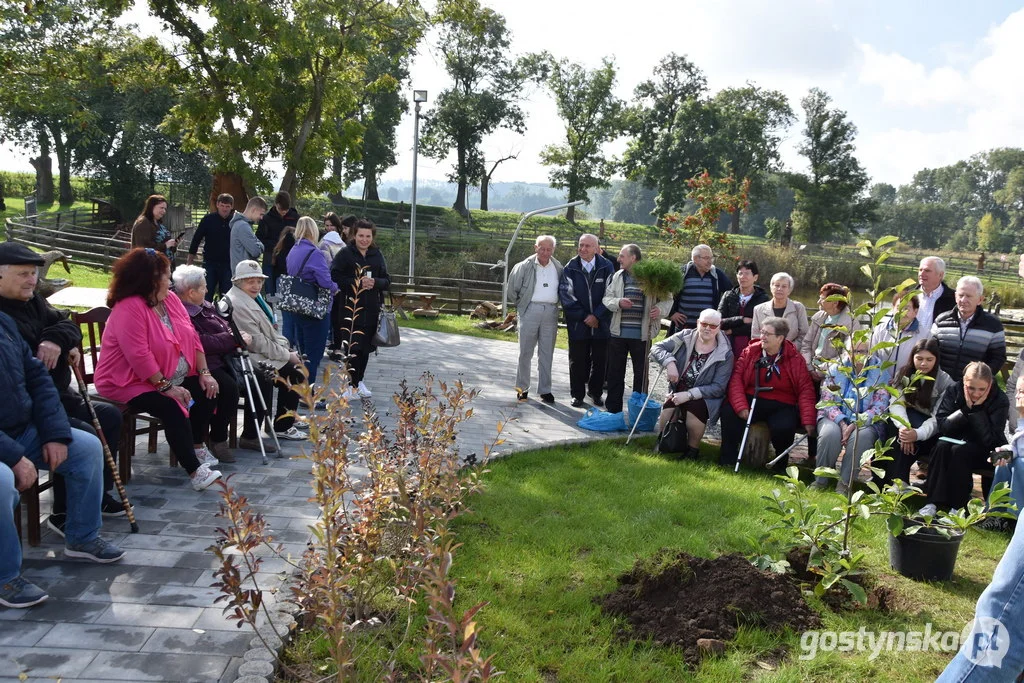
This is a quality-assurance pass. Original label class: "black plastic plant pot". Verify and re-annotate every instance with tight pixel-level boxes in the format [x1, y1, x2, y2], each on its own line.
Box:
[888, 517, 965, 581]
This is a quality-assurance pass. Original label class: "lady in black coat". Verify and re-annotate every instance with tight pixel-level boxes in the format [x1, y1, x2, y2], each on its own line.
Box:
[330, 219, 391, 398]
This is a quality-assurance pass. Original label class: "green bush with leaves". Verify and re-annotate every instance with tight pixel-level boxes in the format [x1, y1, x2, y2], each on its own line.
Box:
[631, 258, 683, 302]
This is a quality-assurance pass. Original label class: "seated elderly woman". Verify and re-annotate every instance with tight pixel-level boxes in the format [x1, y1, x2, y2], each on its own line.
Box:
[719, 316, 816, 470]
[811, 340, 891, 494]
[224, 260, 307, 448]
[94, 248, 222, 490]
[918, 361, 1008, 517]
[750, 272, 808, 344]
[650, 309, 734, 460]
[172, 265, 245, 463]
[868, 289, 921, 382]
[801, 283, 858, 381]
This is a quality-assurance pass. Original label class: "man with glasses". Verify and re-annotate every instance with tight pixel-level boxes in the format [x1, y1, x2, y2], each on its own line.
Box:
[667, 244, 732, 336]
[188, 193, 236, 300]
[719, 316, 816, 470]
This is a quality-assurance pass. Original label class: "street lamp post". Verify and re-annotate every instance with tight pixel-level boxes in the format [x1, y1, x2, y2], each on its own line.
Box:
[409, 89, 428, 282]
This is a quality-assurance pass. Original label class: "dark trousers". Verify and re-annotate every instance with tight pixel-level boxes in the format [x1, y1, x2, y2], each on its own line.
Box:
[339, 325, 376, 385]
[606, 337, 650, 414]
[56, 402, 121, 514]
[204, 261, 232, 301]
[926, 439, 992, 510]
[718, 396, 799, 467]
[568, 337, 608, 400]
[209, 366, 239, 444]
[878, 408, 936, 486]
[127, 376, 215, 474]
[241, 361, 303, 437]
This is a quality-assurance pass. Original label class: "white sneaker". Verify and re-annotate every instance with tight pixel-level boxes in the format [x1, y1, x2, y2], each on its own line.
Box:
[275, 426, 307, 441]
[190, 463, 222, 491]
[357, 381, 372, 398]
[195, 446, 219, 467]
[917, 503, 938, 517]
[342, 387, 359, 401]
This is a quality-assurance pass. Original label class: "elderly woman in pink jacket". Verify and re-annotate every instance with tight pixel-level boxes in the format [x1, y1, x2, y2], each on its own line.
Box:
[94, 248, 223, 490]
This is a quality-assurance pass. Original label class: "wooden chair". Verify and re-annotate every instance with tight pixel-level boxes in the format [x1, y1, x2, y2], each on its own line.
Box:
[71, 307, 167, 483]
[15, 474, 54, 547]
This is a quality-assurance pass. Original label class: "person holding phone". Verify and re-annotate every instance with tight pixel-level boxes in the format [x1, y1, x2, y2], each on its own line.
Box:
[130, 195, 176, 261]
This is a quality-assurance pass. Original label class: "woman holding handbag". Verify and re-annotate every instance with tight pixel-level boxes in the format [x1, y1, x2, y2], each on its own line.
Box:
[330, 218, 391, 399]
[284, 217, 339, 382]
[650, 309, 734, 460]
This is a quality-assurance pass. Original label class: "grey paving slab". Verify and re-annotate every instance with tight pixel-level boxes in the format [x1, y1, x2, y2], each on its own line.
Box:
[10, 328, 651, 680]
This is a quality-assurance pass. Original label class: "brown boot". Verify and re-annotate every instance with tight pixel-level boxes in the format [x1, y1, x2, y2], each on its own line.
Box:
[209, 440, 236, 463]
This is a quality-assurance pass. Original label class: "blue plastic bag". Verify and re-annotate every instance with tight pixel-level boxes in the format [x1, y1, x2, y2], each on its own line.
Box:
[577, 407, 627, 432]
[627, 391, 660, 432]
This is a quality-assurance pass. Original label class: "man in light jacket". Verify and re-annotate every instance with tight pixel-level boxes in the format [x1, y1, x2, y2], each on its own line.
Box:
[508, 235, 563, 403]
[229, 196, 269, 272]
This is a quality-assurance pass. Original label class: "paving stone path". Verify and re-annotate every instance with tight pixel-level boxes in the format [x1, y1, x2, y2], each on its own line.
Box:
[2, 328, 660, 682]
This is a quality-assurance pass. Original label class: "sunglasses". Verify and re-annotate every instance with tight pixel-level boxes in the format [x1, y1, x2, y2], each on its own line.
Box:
[698, 322, 719, 329]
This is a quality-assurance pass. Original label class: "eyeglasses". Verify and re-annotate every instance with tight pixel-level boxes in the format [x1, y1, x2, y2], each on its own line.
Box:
[698, 322, 720, 329]
[760, 331, 780, 338]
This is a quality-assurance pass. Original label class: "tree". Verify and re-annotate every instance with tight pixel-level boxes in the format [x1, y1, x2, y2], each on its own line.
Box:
[539, 58, 625, 223]
[479, 152, 517, 211]
[710, 86, 794, 233]
[419, 0, 535, 217]
[869, 182, 896, 205]
[149, 0, 423, 197]
[976, 212, 1010, 252]
[611, 180, 658, 225]
[788, 88, 871, 242]
[622, 53, 707, 187]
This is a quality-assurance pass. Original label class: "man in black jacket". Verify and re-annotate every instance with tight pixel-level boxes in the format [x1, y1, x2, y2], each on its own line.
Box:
[0, 243, 125, 536]
[931, 275, 1006, 381]
[915, 256, 956, 342]
[559, 234, 614, 407]
[256, 190, 300, 297]
[0, 308, 125, 609]
[187, 193, 235, 300]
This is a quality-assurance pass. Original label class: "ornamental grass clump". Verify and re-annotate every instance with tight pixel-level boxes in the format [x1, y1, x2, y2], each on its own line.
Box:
[631, 258, 683, 302]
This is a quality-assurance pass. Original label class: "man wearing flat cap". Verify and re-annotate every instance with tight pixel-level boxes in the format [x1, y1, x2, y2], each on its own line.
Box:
[0, 242, 126, 536]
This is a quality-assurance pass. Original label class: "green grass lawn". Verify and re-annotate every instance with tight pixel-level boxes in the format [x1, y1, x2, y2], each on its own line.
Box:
[286, 439, 1011, 681]
[398, 312, 570, 350]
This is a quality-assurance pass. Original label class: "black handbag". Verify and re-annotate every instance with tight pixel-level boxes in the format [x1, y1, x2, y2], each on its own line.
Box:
[657, 406, 688, 454]
[278, 249, 332, 319]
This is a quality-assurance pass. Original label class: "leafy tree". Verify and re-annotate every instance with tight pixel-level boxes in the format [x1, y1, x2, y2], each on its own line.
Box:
[149, 0, 423, 197]
[788, 88, 871, 242]
[419, 0, 535, 217]
[710, 86, 794, 233]
[621, 53, 707, 196]
[611, 180, 658, 225]
[740, 173, 796, 237]
[976, 212, 1011, 253]
[539, 57, 625, 223]
[867, 202, 958, 249]
[869, 182, 896, 205]
[995, 165, 1024, 244]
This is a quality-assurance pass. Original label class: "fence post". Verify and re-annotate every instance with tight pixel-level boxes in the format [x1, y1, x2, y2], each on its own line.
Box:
[457, 281, 463, 315]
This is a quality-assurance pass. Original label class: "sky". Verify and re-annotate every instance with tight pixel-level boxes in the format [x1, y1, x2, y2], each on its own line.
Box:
[4, 0, 1024, 194]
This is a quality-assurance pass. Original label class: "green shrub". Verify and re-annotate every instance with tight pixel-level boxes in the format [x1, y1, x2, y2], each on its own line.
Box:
[632, 258, 684, 301]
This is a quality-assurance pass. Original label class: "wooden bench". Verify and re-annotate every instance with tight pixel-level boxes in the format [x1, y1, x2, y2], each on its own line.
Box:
[15, 475, 55, 547]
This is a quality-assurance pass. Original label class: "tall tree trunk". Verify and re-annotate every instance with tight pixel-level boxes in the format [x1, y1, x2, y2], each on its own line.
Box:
[281, 80, 325, 203]
[31, 129, 54, 204]
[480, 173, 489, 211]
[363, 160, 379, 201]
[328, 155, 344, 203]
[46, 126, 74, 205]
[452, 145, 469, 217]
[566, 184, 577, 224]
[730, 206, 741, 234]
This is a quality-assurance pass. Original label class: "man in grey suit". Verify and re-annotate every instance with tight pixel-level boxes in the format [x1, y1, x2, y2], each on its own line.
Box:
[508, 235, 563, 403]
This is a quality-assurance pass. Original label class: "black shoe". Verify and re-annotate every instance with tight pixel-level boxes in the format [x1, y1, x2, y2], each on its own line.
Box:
[540, 393, 555, 404]
[588, 393, 604, 407]
[46, 513, 66, 538]
[516, 388, 528, 402]
[570, 397, 584, 408]
[101, 495, 128, 517]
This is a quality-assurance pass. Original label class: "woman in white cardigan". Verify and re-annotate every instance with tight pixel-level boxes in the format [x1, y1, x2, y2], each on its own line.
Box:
[750, 272, 808, 344]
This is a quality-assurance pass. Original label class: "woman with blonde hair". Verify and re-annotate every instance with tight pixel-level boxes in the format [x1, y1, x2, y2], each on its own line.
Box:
[284, 216, 339, 383]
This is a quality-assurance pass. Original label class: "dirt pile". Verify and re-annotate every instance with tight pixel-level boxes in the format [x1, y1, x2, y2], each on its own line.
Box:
[600, 551, 821, 666]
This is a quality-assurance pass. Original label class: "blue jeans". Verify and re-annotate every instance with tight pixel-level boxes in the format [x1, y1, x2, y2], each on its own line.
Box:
[204, 261, 232, 301]
[293, 313, 331, 381]
[281, 311, 298, 349]
[937, 519, 1024, 680]
[988, 457, 1024, 520]
[1, 425, 103, 583]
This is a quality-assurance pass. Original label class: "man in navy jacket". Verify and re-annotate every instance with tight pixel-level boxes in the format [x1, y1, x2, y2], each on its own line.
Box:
[559, 234, 614, 407]
[188, 193, 235, 300]
[0, 310, 124, 609]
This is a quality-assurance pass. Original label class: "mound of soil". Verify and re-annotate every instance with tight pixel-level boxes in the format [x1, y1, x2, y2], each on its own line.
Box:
[600, 551, 821, 666]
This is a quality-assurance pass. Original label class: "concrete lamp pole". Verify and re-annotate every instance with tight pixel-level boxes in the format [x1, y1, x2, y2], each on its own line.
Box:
[409, 89, 428, 283]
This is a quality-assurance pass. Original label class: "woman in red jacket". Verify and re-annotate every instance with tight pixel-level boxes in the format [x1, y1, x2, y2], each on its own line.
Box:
[718, 316, 817, 470]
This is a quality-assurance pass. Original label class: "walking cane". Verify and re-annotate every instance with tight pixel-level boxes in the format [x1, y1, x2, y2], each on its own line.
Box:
[72, 364, 139, 533]
[626, 361, 666, 446]
[765, 432, 809, 470]
[734, 357, 774, 473]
